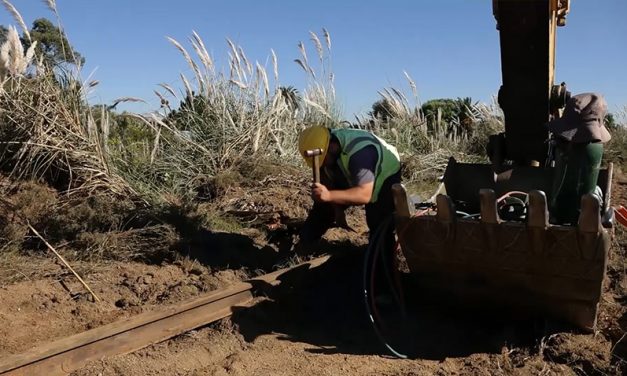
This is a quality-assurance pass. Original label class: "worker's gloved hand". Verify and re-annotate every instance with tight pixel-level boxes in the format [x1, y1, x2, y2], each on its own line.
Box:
[311, 183, 331, 203]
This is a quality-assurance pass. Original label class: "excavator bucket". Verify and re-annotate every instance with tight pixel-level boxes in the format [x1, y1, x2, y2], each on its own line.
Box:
[392, 159, 613, 331]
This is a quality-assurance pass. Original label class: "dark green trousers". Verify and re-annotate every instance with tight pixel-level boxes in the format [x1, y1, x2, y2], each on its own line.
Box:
[550, 142, 604, 225]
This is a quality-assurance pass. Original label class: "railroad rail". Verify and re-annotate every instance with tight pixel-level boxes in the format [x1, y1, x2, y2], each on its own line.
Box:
[0, 256, 330, 376]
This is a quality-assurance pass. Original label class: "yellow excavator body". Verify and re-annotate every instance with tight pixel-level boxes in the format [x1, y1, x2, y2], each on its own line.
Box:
[393, 0, 613, 331]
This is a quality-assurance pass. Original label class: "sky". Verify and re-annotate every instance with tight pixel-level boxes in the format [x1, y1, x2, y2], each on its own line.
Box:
[1, 0, 626, 117]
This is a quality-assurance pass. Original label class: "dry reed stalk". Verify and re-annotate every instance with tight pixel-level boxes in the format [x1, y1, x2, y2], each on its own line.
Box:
[158, 83, 180, 101]
[270, 49, 279, 84]
[42, 0, 57, 14]
[167, 36, 204, 93]
[256, 62, 269, 97]
[0, 195, 103, 299]
[150, 123, 161, 164]
[403, 70, 419, 104]
[110, 96, 146, 108]
[322, 28, 331, 50]
[226, 38, 242, 78]
[0, 26, 37, 76]
[39, 0, 78, 66]
[238, 46, 253, 79]
[294, 58, 308, 74]
[27, 222, 102, 302]
[153, 90, 169, 108]
[309, 31, 323, 64]
[179, 73, 194, 100]
[229, 79, 247, 89]
[1, 0, 30, 41]
[297, 41, 310, 71]
[190, 31, 213, 73]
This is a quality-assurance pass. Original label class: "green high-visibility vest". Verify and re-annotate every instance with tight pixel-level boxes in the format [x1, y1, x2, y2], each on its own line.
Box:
[331, 128, 401, 203]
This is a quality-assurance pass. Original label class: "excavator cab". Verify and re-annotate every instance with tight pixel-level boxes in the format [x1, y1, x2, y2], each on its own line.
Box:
[392, 0, 613, 331]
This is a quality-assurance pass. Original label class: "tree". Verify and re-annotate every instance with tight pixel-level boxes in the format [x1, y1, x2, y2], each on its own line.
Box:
[454, 97, 478, 130]
[370, 98, 395, 123]
[22, 18, 84, 67]
[421, 97, 477, 128]
[277, 86, 301, 111]
[421, 98, 459, 126]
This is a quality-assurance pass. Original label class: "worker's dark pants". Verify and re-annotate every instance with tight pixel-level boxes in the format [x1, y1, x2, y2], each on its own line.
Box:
[299, 171, 401, 246]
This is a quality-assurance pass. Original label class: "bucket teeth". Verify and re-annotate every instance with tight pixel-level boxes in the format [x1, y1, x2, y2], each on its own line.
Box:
[436, 194, 455, 223]
[579, 194, 601, 233]
[479, 189, 499, 224]
[392, 183, 413, 218]
[528, 190, 549, 228]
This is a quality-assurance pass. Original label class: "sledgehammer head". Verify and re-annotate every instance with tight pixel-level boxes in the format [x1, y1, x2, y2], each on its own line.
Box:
[304, 148, 323, 184]
[304, 148, 323, 158]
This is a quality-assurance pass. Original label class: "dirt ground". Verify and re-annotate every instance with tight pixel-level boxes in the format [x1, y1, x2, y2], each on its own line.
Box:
[1, 169, 626, 375]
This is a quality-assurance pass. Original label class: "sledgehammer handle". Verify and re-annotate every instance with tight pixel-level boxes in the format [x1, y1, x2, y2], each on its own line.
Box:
[312, 155, 321, 184]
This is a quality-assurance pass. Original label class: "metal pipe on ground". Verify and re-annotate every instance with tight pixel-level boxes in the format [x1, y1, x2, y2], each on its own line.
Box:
[0, 256, 330, 376]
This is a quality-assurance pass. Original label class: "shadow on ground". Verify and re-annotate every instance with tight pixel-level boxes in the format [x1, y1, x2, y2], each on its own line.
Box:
[177, 228, 283, 271]
[230, 250, 553, 360]
[165, 199, 362, 273]
[158, 204, 299, 271]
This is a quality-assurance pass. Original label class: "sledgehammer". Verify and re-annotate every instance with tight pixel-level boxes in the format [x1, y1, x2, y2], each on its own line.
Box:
[304, 148, 354, 232]
[304, 148, 323, 184]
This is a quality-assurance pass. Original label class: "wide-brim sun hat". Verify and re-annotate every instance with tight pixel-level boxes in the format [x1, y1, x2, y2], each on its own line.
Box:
[547, 92, 611, 143]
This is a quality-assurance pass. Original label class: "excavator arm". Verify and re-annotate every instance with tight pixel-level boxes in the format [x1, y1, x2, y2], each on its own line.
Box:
[492, 0, 570, 165]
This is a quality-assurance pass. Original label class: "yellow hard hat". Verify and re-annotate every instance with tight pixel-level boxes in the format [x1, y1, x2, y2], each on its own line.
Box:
[298, 126, 330, 168]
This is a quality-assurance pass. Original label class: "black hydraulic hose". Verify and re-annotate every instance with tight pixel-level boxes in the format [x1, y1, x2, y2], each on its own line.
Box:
[362, 215, 408, 359]
[378, 220, 405, 313]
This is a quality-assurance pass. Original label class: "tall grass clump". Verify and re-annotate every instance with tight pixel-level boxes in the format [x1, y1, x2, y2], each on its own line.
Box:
[0, 1, 170, 267]
[0, 17, 130, 196]
[353, 73, 504, 190]
[115, 30, 339, 202]
[605, 106, 627, 168]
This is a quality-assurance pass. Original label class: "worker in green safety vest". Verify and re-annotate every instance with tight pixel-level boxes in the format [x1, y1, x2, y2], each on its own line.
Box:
[297, 125, 401, 248]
